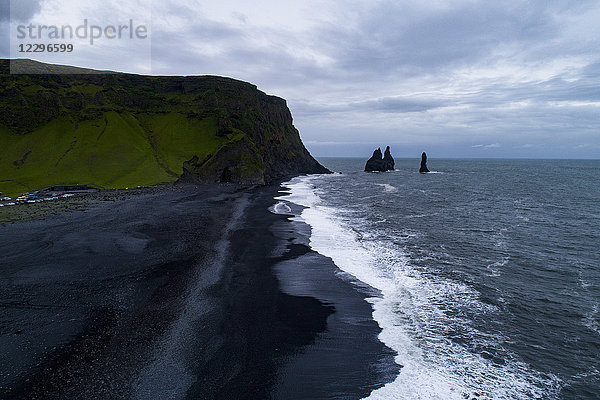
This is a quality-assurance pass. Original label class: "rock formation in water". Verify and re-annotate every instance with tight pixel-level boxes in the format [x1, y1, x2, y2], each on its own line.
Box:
[419, 152, 430, 173]
[365, 146, 395, 172]
[365, 148, 383, 172]
[383, 146, 395, 171]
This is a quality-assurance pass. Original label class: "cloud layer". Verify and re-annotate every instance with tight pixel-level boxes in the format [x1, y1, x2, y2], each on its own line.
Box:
[1, 0, 599, 158]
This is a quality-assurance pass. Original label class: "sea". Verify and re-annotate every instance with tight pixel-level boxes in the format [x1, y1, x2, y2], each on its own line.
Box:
[275, 158, 599, 400]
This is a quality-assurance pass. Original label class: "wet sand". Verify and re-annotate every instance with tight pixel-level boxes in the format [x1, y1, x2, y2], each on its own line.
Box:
[0, 184, 398, 399]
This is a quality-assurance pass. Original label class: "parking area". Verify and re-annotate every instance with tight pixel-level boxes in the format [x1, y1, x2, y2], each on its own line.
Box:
[0, 186, 98, 208]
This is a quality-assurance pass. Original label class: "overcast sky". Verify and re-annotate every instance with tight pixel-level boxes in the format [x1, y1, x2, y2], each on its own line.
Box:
[1, 0, 599, 158]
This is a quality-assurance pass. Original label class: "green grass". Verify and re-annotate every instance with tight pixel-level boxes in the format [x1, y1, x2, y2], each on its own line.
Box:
[0, 111, 223, 196]
[139, 113, 223, 175]
[21, 84, 45, 95]
[70, 84, 104, 95]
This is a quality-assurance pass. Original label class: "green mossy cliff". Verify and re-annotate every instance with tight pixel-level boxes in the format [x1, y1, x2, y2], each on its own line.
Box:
[0, 59, 329, 196]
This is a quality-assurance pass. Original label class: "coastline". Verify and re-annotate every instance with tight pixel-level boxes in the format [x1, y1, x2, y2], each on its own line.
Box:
[269, 194, 400, 399]
[0, 182, 398, 399]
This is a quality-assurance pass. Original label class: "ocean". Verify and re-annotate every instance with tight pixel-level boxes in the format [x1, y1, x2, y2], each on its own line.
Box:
[276, 158, 599, 400]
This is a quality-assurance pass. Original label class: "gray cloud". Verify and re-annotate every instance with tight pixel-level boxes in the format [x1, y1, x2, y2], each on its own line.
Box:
[1, 0, 45, 57]
[149, 1, 600, 158]
[473, 143, 501, 149]
[314, 2, 558, 79]
[0, 1, 7, 21]
[358, 97, 445, 113]
[292, 96, 444, 118]
[0, 0, 45, 22]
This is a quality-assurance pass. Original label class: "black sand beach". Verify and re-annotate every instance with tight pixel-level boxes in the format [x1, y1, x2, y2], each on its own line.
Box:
[0, 184, 398, 399]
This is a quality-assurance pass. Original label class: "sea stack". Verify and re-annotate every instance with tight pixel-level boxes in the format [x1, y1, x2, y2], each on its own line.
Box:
[383, 146, 395, 171]
[419, 152, 430, 173]
[365, 146, 395, 172]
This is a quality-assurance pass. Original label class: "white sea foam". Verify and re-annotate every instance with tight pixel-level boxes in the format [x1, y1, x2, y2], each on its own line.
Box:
[486, 256, 510, 277]
[377, 183, 398, 193]
[403, 213, 433, 219]
[270, 201, 292, 215]
[278, 175, 560, 400]
[584, 303, 600, 336]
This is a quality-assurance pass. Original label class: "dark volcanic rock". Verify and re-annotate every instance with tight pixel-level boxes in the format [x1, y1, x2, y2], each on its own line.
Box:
[365, 148, 384, 172]
[365, 146, 395, 172]
[419, 152, 430, 173]
[383, 146, 395, 170]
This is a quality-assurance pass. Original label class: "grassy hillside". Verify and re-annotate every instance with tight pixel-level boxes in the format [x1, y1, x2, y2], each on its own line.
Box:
[0, 59, 328, 196]
[0, 112, 223, 195]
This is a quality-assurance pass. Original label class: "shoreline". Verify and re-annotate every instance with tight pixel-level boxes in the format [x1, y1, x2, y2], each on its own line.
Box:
[269, 194, 400, 399]
[0, 182, 398, 399]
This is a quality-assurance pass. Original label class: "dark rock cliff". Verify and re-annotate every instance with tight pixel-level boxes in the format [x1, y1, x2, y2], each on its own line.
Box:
[176, 81, 330, 184]
[0, 59, 329, 191]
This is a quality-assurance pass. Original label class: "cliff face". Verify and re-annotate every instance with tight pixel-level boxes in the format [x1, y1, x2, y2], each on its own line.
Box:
[0, 59, 329, 195]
